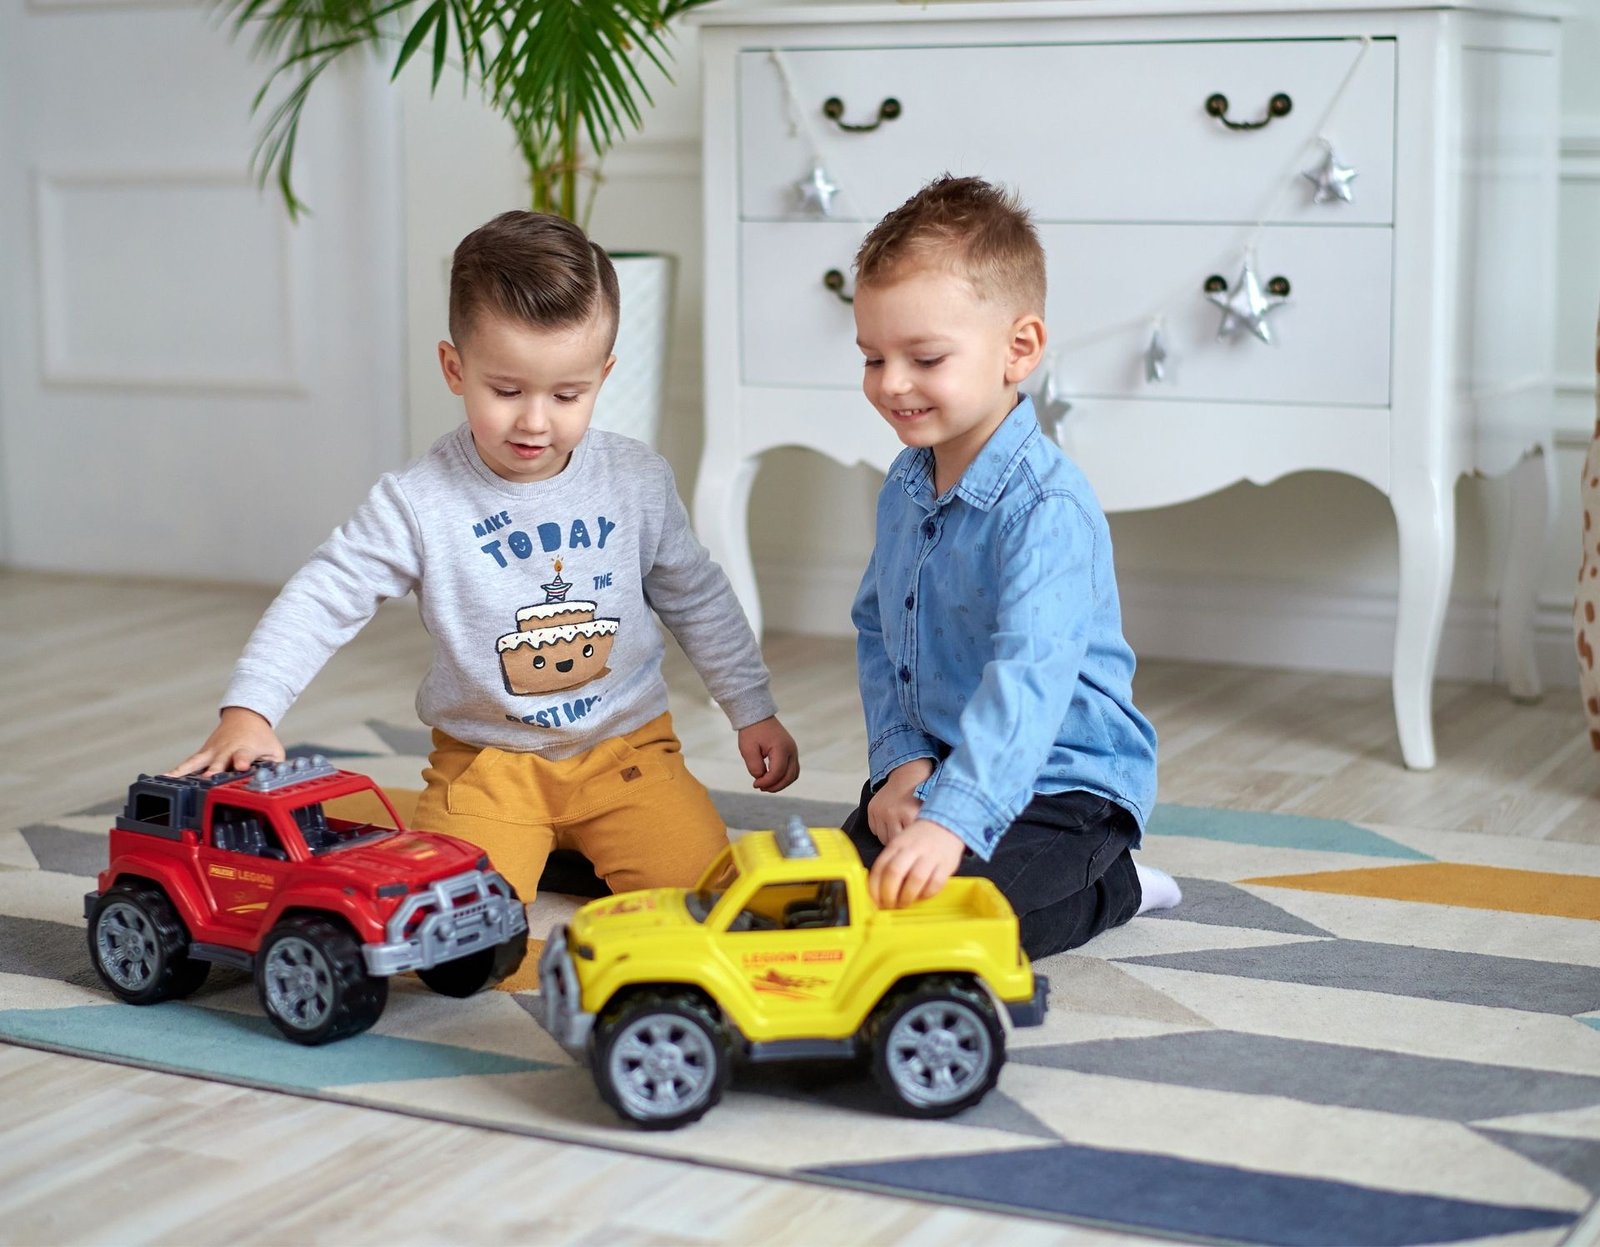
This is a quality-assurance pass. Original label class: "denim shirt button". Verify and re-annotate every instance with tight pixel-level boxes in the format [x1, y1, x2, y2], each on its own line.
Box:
[904, 594, 915, 610]
[899, 666, 911, 683]
[923, 520, 936, 538]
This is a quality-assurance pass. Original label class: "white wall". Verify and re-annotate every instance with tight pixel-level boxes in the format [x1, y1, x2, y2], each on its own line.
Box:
[401, 7, 1600, 686]
[0, 4, 406, 586]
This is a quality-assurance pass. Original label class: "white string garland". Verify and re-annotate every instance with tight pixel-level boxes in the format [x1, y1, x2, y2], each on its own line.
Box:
[769, 50, 860, 219]
[768, 50, 819, 158]
[1243, 35, 1373, 261]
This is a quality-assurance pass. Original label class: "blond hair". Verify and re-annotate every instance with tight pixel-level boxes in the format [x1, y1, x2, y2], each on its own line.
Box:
[854, 175, 1046, 316]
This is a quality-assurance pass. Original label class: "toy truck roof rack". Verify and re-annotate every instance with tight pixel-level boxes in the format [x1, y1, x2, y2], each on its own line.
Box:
[245, 756, 338, 791]
[119, 755, 337, 837]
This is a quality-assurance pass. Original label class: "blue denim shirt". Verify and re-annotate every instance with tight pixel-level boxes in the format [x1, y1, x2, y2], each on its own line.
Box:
[852, 395, 1157, 859]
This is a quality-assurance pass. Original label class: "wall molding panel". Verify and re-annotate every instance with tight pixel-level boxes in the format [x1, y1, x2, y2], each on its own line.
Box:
[34, 165, 309, 394]
[602, 137, 702, 182]
[1560, 121, 1600, 181]
[26, 0, 194, 11]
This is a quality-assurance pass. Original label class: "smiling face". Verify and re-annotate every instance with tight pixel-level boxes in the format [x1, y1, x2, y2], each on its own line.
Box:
[439, 308, 616, 484]
[853, 264, 1045, 491]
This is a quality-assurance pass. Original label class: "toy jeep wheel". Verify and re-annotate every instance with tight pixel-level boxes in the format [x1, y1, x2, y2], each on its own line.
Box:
[593, 990, 730, 1129]
[88, 882, 210, 1005]
[256, 915, 387, 1045]
[416, 932, 529, 998]
[870, 976, 1005, 1117]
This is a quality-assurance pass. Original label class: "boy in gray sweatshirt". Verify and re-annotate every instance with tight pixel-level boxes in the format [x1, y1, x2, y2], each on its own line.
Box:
[176, 211, 799, 983]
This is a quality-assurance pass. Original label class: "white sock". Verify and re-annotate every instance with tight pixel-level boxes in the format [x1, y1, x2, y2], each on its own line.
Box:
[1134, 860, 1182, 915]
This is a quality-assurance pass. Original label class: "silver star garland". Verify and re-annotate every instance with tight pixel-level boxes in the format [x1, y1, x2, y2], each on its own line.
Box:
[1144, 324, 1170, 383]
[1208, 263, 1288, 345]
[1303, 140, 1357, 205]
[793, 165, 840, 216]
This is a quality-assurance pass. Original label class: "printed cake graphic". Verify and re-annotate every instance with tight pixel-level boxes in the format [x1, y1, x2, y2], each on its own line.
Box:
[498, 559, 620, 696]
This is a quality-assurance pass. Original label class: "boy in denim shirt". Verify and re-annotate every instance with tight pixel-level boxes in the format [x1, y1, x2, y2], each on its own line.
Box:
[844, 176, 1179, 957]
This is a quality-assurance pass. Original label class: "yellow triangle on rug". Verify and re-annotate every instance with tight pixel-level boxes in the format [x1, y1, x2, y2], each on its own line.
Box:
[1242, 863, 1600, 921]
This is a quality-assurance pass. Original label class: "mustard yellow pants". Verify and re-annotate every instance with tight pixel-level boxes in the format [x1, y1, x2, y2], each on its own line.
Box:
[412, 711, 730, 921]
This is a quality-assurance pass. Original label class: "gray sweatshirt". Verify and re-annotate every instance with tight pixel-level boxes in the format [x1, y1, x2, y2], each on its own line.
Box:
[224, 424, 776, 757]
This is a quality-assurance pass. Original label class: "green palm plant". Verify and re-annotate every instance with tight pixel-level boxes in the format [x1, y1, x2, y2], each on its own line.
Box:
[216, 0, 714, 223]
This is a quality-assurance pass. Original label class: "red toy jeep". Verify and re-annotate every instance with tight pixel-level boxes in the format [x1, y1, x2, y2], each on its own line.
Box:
[85, 756, 528, 1044]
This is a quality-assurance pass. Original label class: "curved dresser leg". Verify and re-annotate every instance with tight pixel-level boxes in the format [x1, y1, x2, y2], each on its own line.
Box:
[1390, 472, 1455, 770]
[693, 449, 764, 636]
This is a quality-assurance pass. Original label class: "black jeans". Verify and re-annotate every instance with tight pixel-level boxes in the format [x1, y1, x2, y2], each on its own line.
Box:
[841, 782, 1143, 960]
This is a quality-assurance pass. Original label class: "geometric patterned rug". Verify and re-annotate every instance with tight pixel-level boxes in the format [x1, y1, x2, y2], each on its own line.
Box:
[3, 721, 1598, 1246]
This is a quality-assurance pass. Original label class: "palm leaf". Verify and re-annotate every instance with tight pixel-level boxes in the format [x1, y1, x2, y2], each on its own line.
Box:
[214, 0, 719, 218]
[390, 0, 443, 80]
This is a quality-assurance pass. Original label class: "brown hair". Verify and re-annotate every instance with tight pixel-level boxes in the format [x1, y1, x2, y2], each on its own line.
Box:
[853, 175, 1046, 316]
[448, 210, 621, 351]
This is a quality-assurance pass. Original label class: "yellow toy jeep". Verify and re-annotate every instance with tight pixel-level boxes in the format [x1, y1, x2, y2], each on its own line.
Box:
[537, 820, 1047, 1129]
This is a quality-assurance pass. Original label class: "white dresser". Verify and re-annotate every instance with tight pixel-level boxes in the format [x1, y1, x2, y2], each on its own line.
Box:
[692, 0, 1564, 769]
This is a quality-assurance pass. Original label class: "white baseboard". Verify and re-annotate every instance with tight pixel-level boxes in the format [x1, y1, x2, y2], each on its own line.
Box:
[758, 552, 868, 638]
[756, 554, 1582, 689]
[1115, 574, 1580, 689]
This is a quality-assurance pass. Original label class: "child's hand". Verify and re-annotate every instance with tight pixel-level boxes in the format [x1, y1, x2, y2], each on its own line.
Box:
[868, 818, 965, 909]
[736, 715, 800, 792]
[867, 758, 934, 845]
[169, 707, 285, 777]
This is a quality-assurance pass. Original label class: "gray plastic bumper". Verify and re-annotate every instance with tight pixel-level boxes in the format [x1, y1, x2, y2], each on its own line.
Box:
[537, 924, 594, 1056]
[364, 868, 528, 977]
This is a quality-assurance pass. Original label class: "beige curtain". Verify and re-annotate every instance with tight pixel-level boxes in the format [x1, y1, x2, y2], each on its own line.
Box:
[1579, 315, 1600, 750]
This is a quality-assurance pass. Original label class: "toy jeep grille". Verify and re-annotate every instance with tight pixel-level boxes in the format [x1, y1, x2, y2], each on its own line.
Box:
[365, 868, 526, 977]
[385, 869, 515, 944]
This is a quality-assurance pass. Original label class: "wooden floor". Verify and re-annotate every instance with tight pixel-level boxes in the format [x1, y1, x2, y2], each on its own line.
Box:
[2, 568, 1597, 1245]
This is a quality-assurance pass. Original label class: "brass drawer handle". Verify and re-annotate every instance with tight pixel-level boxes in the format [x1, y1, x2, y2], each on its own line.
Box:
[1206, 273, 1292, 297]
[1205, 92, 1293, 131]
[823, 269, 854, 303]
[822, 96, 901, 133]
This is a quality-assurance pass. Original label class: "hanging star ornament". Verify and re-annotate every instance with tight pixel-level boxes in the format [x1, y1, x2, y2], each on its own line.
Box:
[1029, 357, 1072, 441]
[1144, 324, 1170, 383]
[1303, 141, 1357, 205]
[793, 164, 840, 216]
[1208, 263, 1288, 345]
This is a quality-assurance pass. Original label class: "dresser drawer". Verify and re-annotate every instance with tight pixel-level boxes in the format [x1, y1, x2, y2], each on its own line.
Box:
[738, 38, 1395, 226]
[739, 221, 868, 389]
[740, 221, 1393, 407]
[1037, 223, 1393, 407]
